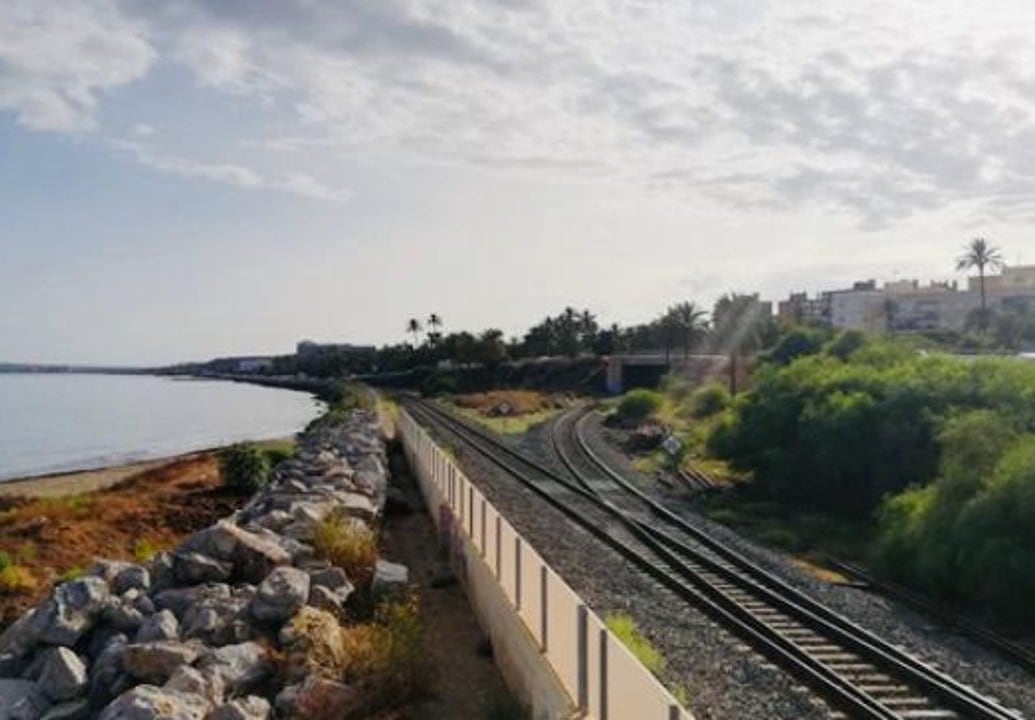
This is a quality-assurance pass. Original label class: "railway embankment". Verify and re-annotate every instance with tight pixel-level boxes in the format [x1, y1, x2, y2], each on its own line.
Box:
[0, 409, 415, 718]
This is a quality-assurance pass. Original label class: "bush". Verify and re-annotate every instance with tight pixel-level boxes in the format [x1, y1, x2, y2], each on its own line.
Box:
[688, 383, 730, 418]
[874, 431, 1035, 623]
[312, 515, 379, 586]
[616, 389, 663, 424]
[218, 443, 271, 494]
[823, 329, 868, 360]
[0, 551, 10, 572]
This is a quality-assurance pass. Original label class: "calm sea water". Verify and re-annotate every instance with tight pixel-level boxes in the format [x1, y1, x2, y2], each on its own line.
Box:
[0, 374, 325, 481]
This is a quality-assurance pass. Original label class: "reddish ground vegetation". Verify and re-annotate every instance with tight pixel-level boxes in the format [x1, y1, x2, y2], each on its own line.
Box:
[0, 454, 246, 628]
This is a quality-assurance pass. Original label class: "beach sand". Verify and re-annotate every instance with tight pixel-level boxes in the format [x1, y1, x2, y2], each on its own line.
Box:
[0, 455, 205, 499]
[0, 436, 294, 499]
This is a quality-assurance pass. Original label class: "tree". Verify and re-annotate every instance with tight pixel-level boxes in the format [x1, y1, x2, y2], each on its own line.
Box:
[427, 313, 443, 336]
[405, 318, 423, 346]
[956, 238, 1005, 331]
[668, 302, 708, 359]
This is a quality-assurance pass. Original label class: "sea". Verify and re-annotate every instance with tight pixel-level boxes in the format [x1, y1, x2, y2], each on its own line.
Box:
[0, 373, 325, 482]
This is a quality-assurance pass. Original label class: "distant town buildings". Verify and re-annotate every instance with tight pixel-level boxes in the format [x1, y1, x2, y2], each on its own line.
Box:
[777, 265, 1035, 334]
[296, 340, 376, 357]
[235, 358, 274, 373]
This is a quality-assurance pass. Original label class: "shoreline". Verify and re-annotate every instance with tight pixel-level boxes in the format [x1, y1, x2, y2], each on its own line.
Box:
[0, 436, 294, 499]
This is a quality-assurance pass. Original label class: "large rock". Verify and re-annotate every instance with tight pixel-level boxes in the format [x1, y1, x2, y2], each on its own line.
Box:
[163, 666, 224, 705]
[112, 565, 150, 595]
[250, 568, 309, 623]
[28, 578, 110, 647]
[0, 679, 50, 720]
[37, 648, 87, 702]
[0, 609, 40, 670]
[285, 676, 363, 719]
[87, 635, 127, 709]
[154, 584, 230, 620]
[135, 610, 179, 644]
[39, 699, 89, 720]
[207, 696, 271, 720]
[97, 686, 211, 720]
[196, 642, 270, 696]
[122, 641, 202, 684]
[178, 522, 290, 584]
[371, 560, 409, 597]
[180, 592, 252, 646]
[173, 553, 233, 585]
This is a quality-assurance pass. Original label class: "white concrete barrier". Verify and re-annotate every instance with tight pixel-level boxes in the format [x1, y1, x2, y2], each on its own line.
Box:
[398, 409, 695, 720]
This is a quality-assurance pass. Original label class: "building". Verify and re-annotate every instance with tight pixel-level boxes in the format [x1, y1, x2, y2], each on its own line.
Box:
[887, 281, 976, 332]
[969, 265, 1035, 293]
[777, 292, 830, 326]
[827, 281, 888, 334]
[236, 358, 273, 373]
[296, 340, 376, 357]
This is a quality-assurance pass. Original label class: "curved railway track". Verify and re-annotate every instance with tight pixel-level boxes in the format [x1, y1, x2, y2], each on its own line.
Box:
[405, 398, 1023, 720]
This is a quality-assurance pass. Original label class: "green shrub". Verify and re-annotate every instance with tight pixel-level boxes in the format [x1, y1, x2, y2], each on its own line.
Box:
[874, 432, 1035, 623]
[616, 389, 663, 423]
[0, 551, 10, 572]
[688, 383, 730, 418]
[823, 329, 868, 360]
[218, 443, 271, 494]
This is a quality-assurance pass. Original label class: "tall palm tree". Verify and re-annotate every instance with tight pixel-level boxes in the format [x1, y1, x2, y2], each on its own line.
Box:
[669, 302, 708, 359]
[426, 314, 443, 347]
[956, 237, 1005, 331]
[405, 318, 423, 346]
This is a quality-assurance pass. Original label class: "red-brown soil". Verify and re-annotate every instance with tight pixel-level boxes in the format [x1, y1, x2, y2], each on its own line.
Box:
[0, 454, 247, 629]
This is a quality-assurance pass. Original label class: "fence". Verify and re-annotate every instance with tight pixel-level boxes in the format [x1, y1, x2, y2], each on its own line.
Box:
[398, 409, 694, 720]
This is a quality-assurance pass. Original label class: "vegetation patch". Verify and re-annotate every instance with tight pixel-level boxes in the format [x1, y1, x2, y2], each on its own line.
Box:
[706, 327, 1035, 626]
[312, 514, 379, 587]
[217, 443, 272, 494]
[446, 390, 566, 435]
[605, 612, 665, 675]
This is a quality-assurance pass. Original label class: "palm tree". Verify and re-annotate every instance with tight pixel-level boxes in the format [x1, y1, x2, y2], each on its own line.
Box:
[669, 302, 708, 359]
[426, 314, 443, 347]
[956, 238, 1005, 331]
[405, 318, 423, 346]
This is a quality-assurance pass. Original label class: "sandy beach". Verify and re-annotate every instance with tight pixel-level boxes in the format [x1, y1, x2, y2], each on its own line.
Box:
[0, 453, 208, 499]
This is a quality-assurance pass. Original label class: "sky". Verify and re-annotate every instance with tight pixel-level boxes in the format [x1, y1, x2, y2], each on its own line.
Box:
[2, 1, 1035, 365]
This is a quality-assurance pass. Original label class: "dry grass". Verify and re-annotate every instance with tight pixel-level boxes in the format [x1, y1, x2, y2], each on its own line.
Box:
[312, 515, 379, 586]
[0, 565, 38, 594]
[284, 595, 431, 717]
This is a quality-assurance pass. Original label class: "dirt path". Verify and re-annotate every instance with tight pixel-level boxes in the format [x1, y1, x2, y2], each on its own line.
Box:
[380, 439, 515, 720]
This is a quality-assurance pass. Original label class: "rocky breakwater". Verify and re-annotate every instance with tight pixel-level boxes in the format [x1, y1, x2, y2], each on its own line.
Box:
[0, 409, 408, 719]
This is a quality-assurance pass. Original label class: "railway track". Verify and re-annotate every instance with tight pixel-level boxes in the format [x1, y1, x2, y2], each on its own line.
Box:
[405, 397, 1024, 720]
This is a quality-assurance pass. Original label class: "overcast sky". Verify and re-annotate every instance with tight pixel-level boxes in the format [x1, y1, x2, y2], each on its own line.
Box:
[2, 1, 1035, 365]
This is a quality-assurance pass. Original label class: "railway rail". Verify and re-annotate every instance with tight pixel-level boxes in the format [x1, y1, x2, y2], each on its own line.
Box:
[405, 397, 1024, 720]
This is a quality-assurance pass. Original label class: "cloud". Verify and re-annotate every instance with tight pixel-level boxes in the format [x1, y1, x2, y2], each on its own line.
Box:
[9, 0, 1035, 226]
[113, 140, 348, 202]
[0, 0, 154, 131]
